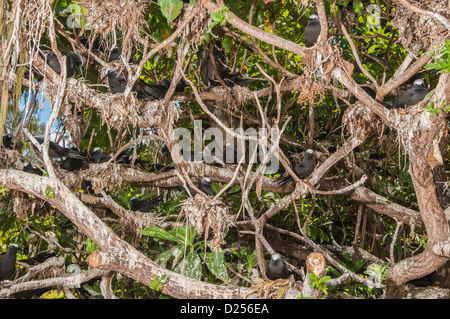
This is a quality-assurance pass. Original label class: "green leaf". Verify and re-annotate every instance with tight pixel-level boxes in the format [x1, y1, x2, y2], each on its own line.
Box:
[83, 238, 99, 253]
[222, 36, 232, 54]
[174, 250, 202, 280]
[158, 0, 183, 23]
[205, 249, 229, 283]
[353, 1, 364, 16]
[45, 186, 55, 199]
[138, 226, 181, 243]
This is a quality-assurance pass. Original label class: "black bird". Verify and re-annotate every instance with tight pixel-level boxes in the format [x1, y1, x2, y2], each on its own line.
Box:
[184, 177, 215, 196]
[277, 149, 315, 186]
[391, 79, 428, 109]
[361, 86, 376, 99]
[130, 195, 162, 212]
[34, 137, 85, 160]
[266, 253, 287, 280]
[90, 147, 131, 164]
[305, 14, 321, 47]
[2, 133, 22, 150]
[105, 68, 127, 94]
[141, 79, 171, 100]
[20, 250, 55, 266]
[108, 47, 121, 62]
[60, 157, 84, 171]
[0, 244, 20, 283]
[40, 50, 83, 77]
[23, 161, 44, 176]
[2, 134, 13, 149]
[175, 79, 187, 93]
[210, 70, 258, 87]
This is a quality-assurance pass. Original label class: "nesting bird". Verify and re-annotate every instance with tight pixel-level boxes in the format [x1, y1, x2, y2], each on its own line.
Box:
[141, 79, 171, 100]
[60, 157, 84, 171]
[40, 50, 83, 77]
[266, 253, 287, 280]
[0, 244, 20, 283]
[90, 147, 131, 164]
[23, 161, 44, 176]
[305, 14, 321, 47]
[361, 86, 376, 99]
[34, 137, 85, 160]
[105, 69, 127, 94]
[108, 47, 121, 62]
[130, 195, 162, 212]
[391, 79, 428, 109]
[277, 149, 315, 186]
[184, 177, 215, 196]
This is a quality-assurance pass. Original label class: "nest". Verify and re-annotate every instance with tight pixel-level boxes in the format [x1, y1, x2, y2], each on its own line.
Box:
[293, 75, 326, 106]
[391, 0, 449, 54]
[80, 0, 149, 37]
[81, 162, 123, 194]
[211, 85, 254, 111]
[181, 195, 234, 251]
[342, 102, 383, 137]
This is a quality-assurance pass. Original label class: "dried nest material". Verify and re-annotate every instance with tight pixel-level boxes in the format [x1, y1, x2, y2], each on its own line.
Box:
[181, 195, 234, 250]
[292, 75, 325, 106]
[81, 162, 123, 194]
[13, 191, 54, 219]
[210, 85, 253, 111]
[342, 102, 383, 137]
[391, 0, 449, 54]
[0, 149, 21, 170]
[252, 277, 301, 299]
[122, 210, 166, 237]
[66, 78, 180, 130]
[185, 5, 209, 43]
[80, 0, 149, 36]
[20, 0, 50, 41]
[389, 104, 447, 163]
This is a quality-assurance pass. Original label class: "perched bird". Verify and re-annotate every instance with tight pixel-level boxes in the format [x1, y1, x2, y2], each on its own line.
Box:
[34, 137, 85, 160]
[130, 195, 162, 212]
[141, 79, 171, 100]
[266, 253, 287, 280]
[23, 161, 44, 176]
[175, 79, 187, 93]
[0, 244, 20, 283]
[20, 250, 55, 266]
[90, 147, 131, 164]
[361, 86, 376, 99]
[305, 14, 321, 47]
[184, 177, 215, 196]
[60, 157, 84, 171]
[2, 133, 22, 150]
[210, 70, 258, 88]
[108, 47, 121, 62]
[2, 134, 12, 149]
[277, 149, 315, 186]
[391, 79, 428, 109]
[105, 68, 127, 94]
[40, 50, 83, 77]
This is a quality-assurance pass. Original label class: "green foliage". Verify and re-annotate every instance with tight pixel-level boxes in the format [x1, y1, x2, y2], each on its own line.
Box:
[44, 186, 55, 198]
[158, 0, 184, 23]
[209, 6, 231, 29]
[308, 273, 331, 295]
[426, 40, 450, 73]
[83, 238, 99, 253]
[139, 225, 229, 282]
[149, 273, 168, 291]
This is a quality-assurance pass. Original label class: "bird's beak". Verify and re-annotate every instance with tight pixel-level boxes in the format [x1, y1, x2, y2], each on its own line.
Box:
[79, 65, 85, 79]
